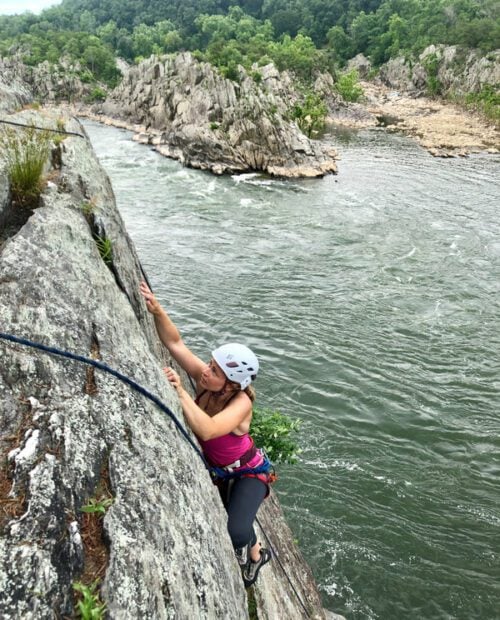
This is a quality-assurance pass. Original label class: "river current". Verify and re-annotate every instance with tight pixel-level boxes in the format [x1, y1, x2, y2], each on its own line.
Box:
[83, 120, 500, 620]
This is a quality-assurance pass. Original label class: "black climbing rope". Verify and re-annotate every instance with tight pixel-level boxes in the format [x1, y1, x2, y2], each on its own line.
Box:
[256, 514, 310, 617]
[0, 118, 85, 139]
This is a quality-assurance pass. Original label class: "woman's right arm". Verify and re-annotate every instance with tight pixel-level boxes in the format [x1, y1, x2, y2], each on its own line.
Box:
[140, 281, 205, 381]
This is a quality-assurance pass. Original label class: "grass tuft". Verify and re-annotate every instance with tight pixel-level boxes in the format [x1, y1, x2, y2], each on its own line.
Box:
[0, 125, 51, 207]
[94, 236, 113, 265]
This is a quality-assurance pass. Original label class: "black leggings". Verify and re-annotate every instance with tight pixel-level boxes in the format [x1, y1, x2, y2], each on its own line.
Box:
[219, 477, 268, 550]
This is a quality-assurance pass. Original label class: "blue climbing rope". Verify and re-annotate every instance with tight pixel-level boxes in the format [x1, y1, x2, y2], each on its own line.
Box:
[0, 331, 207, 465]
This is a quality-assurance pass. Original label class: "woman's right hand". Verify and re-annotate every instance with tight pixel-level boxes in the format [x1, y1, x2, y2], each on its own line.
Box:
[139, 281, 162, 315]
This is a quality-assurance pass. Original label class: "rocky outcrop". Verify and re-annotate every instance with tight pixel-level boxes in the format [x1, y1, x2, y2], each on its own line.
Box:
[327, 46, 499, 157]
[0, 56, 94, 110]
[94, 52, 337, 177]
[0, 109, 339, 619]
[379, 45, 500, 96]
[347, 54, 372, 79]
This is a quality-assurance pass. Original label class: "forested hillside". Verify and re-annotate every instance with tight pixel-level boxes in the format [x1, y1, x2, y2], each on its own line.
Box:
[0, 0, 498, 87]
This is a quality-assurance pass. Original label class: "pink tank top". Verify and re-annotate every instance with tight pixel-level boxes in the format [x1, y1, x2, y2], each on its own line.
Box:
[195, 389, 262, 468]
[199, 433, 254, 467]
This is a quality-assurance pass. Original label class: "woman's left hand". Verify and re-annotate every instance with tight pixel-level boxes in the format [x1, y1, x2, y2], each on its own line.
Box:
[164, 367, 183, 394]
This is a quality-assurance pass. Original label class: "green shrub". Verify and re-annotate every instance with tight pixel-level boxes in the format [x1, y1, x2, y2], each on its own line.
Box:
[423, 53, 442, 97]
[221, 61, 240, 83]
[251, 407, 301, 464]
[85, 87, 107, 103]
[335, 69, 364, 103]
[291, 92, 328, 138]
[251, 70, 263, 84]
[465, 85, 500, 124]
[0, 125, 51, 207]
[79, 69, 94, 83]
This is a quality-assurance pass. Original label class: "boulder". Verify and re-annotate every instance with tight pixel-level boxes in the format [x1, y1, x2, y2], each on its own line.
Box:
[347, 54, 372, 79]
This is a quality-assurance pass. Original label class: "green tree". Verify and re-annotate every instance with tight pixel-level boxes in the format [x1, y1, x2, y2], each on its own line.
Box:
[268, 33, 324, 80]
[326, 25, 353, 65]
[336, 69, 364, 102]
[291, 91, 328, 137]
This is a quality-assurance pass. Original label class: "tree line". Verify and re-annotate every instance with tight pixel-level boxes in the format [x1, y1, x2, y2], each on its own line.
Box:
[0, 0, 498, 86]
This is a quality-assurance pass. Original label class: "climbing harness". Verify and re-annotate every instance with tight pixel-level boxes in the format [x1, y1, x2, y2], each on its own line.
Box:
[0, 118, 86, 139]
[0, 331, 310, 617]
[210, 455, 273, 480]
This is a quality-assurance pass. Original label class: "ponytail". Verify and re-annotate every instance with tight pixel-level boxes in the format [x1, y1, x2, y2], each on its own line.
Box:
[244, 384, 256, 403]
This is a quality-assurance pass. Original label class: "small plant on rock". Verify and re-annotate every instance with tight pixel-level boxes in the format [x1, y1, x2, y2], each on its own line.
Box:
[95, 235, 113, 265]
[0, 125, 51, 207]
[81, 200, 97, 219]
[52, 118, 67, 146]
[73, 580, 107, 620]
[80, 497, 114, 515]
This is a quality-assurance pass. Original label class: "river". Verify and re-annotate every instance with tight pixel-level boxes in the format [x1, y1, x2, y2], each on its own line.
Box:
[83, 120, 500, 620]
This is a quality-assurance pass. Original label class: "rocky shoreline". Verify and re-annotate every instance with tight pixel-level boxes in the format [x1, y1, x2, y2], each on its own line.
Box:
[328, 79, 499, 157]
[2, 47, 499, 170]
[330, 46, 500, 157]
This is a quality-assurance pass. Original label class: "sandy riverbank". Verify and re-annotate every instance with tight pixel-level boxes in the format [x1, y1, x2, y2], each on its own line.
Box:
[328, 80, 499, 157]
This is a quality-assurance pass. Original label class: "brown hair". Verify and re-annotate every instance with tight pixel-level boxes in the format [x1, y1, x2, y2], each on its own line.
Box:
[226, 380, 256, 403]
[244, 384, 256, 403]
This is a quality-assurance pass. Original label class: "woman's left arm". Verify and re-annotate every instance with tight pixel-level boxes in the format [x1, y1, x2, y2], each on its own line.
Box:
[164, 367, 251, 440]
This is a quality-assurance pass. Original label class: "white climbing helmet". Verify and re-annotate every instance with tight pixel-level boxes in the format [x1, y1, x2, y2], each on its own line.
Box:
[212, 343, 259, 390]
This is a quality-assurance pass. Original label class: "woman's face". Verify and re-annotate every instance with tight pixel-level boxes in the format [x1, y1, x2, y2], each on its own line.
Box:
[200, 359, 227, 392]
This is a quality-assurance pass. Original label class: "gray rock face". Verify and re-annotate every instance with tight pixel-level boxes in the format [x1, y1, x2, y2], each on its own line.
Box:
[0, 110, 333, 619]
[379, 45, 500, 96]
[0, 59, 33, 112]
[97, 52, 337, 178]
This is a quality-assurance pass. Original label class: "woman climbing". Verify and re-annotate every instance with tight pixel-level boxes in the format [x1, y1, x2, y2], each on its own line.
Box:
[140, 281, 272, 587]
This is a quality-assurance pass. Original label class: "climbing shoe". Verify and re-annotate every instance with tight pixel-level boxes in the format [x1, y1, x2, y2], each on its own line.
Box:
[242, 547, 271, 587]
[235, 545, 249, 568]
